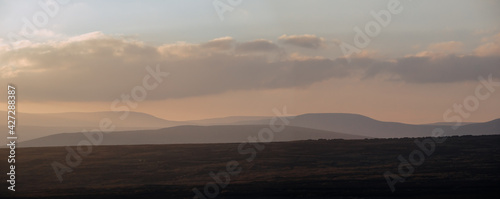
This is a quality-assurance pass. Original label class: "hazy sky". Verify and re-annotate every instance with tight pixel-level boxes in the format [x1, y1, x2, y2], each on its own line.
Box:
[1, 0, 499, 123]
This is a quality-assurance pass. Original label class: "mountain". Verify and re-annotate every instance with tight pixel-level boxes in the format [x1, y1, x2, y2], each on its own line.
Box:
[0, 111, 188, 142]
[3, 111, 499, 142]
[425, 122, 477, 126]
[231, 113, 500, 138]
[0, 111, 184, 128]
[19, 125, 366, 147]
[284, 113, 500, 138]
[2, 125, 160, 143]
[454, 118, 500, 136]
[287, 113, 436, 138]
[188, 116, 272, 125]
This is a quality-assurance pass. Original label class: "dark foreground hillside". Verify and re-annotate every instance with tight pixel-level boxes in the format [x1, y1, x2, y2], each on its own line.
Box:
[1, 135, 500, 198]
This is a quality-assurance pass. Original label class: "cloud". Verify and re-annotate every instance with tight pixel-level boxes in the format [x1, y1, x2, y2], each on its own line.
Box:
[235, 39, 280, 53]
[474, 33, 500, 57]
[288, 53, 326, 61]
[0, 32, 499, 102]
[200, 36, 235, 51]
[365, 54, 500, 83]
[410, 41, 465, 58]
[0, 33, 348, 102]
[156, 37, 235, 60]
[427, 41, 464, 54]
[278, 34, 326, 49]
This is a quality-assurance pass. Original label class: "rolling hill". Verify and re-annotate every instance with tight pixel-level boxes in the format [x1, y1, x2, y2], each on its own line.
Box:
[19, 125, 366, 147]
[3, 111, 499, 143]
[236, 113, 500, 138]
[0, 111, 188, 141]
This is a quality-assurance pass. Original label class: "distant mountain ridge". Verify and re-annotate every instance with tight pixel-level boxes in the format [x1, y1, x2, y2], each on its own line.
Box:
[0, 111, 185, 128]
[282, 113, 499, 138]
[2, 111, 499, 143]
[218, 113, 500, 138]
[0, 111, 189, 142]
[187, 116, 272, 125]
[19, 125, 366, 147]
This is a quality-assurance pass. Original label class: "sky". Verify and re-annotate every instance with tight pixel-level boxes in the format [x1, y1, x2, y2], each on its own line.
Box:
[0, 0, 499, 124]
